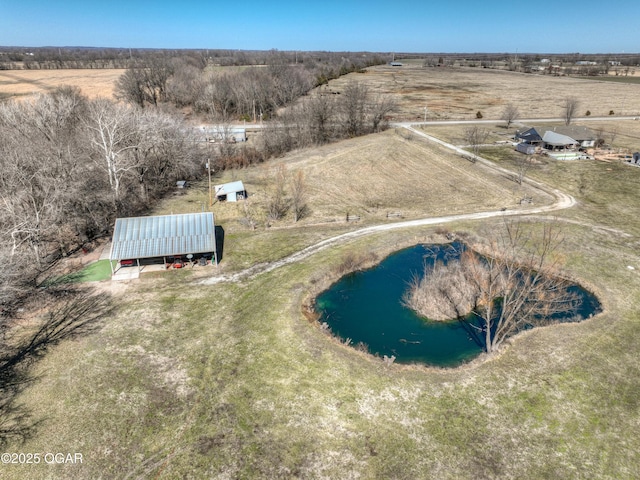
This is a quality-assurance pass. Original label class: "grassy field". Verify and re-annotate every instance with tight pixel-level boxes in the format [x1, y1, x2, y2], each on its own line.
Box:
[325, 64, 640, 121]
[5, 126, 640, 479]
[579, 75, 640, 85]
[50, 259, 113, 284]
[0, 69, 124, 99]
[3, 68, 640, 479]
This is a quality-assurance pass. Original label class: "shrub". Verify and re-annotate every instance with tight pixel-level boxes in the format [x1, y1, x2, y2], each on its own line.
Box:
[332, 251, 378, 277]
[476, 111, 483, 119]
[609, 110, 615, 115]
[585, 110, 591, 116]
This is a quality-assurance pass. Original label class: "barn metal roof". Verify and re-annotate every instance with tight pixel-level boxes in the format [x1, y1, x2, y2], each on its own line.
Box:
[214, 180, 245, 196]
[109, 212, 216, 261]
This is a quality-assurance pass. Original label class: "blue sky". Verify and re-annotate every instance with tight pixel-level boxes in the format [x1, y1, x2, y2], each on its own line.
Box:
[1, 0, 639, 53]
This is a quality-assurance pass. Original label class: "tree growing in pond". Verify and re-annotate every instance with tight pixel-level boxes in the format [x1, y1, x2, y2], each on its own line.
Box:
[403, 221, 581, 354]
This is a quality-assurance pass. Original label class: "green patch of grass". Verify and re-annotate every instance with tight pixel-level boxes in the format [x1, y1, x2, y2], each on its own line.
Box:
[578, 76, 640, 85]
[49, 259, 113, 284]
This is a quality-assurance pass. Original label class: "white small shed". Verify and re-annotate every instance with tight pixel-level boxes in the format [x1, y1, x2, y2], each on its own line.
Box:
[214, 181, 247, 202]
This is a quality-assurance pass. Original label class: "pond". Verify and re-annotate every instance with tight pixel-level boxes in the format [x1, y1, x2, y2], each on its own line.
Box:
[315, 244, 601, 368]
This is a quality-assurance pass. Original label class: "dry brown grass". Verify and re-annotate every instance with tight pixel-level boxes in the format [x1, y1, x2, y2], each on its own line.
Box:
[159, 129, 553, 242]
[325, 65, 640, 121]
[237, 130, 552, 227]
[5, 62, 640, 480]
[0, 69, 124, 99]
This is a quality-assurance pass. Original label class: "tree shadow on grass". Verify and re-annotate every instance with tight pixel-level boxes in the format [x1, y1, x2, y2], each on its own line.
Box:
[0, 289, 114, 447]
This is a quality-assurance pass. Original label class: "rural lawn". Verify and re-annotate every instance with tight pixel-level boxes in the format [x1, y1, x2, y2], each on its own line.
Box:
[3, 67, 640, 479]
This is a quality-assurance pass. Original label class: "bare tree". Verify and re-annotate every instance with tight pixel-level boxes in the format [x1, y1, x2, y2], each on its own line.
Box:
[501, 104, 520, 129]
[515, 155, 533, 185]
[608, 126, 619, 145]
[84, 99, 140, 207]
[196, 73, 236, 121]
[463, 126, 490, 160]
[114, 67, 146, 108]
[166, 60, 204, 107]
[305, 93, 335, 144]
[290, 170, 308, 222]
[341, 82, 369, 137]
[369, 94, 397, 132]
[563, 97, 580, 125]
[114, 58, 174, 108]
[0, 89, 90, 265]
[0, 151, 62, 267]
[132, 109, 196, 203]
[266, 164, 289, 221]
[404, 221, 581, 354]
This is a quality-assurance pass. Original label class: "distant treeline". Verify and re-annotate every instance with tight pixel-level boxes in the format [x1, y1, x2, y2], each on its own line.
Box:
[0, 46, 388, 73]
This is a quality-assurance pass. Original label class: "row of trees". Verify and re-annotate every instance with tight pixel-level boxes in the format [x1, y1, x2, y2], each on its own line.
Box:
[193, 81, 396, 171]
[259, 82, 396, 159]
[0, 47, 387, 72]
[114, 54, 385, 116]
[0, 87, 199, 316]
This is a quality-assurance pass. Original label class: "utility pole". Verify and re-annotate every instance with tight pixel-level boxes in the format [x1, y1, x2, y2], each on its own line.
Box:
[207, 159, 213, 206]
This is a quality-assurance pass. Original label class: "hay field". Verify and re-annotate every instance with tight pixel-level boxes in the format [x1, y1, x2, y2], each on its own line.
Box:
[325, 64, 640, 121]
[0, 69, 124, 99]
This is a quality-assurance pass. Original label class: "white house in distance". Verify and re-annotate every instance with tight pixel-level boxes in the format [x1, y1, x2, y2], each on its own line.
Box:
[214, 180, 247, 202]
[197, 125, 246, 143]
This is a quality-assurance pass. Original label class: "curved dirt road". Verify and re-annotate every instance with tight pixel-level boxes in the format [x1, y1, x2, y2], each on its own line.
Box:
[200, 126, 575, 285]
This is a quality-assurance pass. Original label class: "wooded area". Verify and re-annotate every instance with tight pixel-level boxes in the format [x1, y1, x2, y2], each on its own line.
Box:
[0, 50, 395, 320]
[0, 87, 200, 316]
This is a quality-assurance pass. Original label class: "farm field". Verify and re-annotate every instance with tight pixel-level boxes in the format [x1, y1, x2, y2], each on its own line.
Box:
[0, 68, 124, 99]
[326, 63, 640, 121]
[3, 66, 640, 479]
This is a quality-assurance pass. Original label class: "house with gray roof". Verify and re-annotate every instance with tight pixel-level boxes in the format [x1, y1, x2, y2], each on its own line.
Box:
[515, 127, 544, 145]
[547, 125, 596, 148]
[516, 125, 595, 152]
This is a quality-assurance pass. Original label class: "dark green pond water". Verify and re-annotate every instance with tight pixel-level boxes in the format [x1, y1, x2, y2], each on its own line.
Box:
[315, 244, 601, 368]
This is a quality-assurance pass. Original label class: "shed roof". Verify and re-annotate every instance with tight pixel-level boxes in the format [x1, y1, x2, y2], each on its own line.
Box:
[214, 180, 245, 196]
[109, 212, 215, 261]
